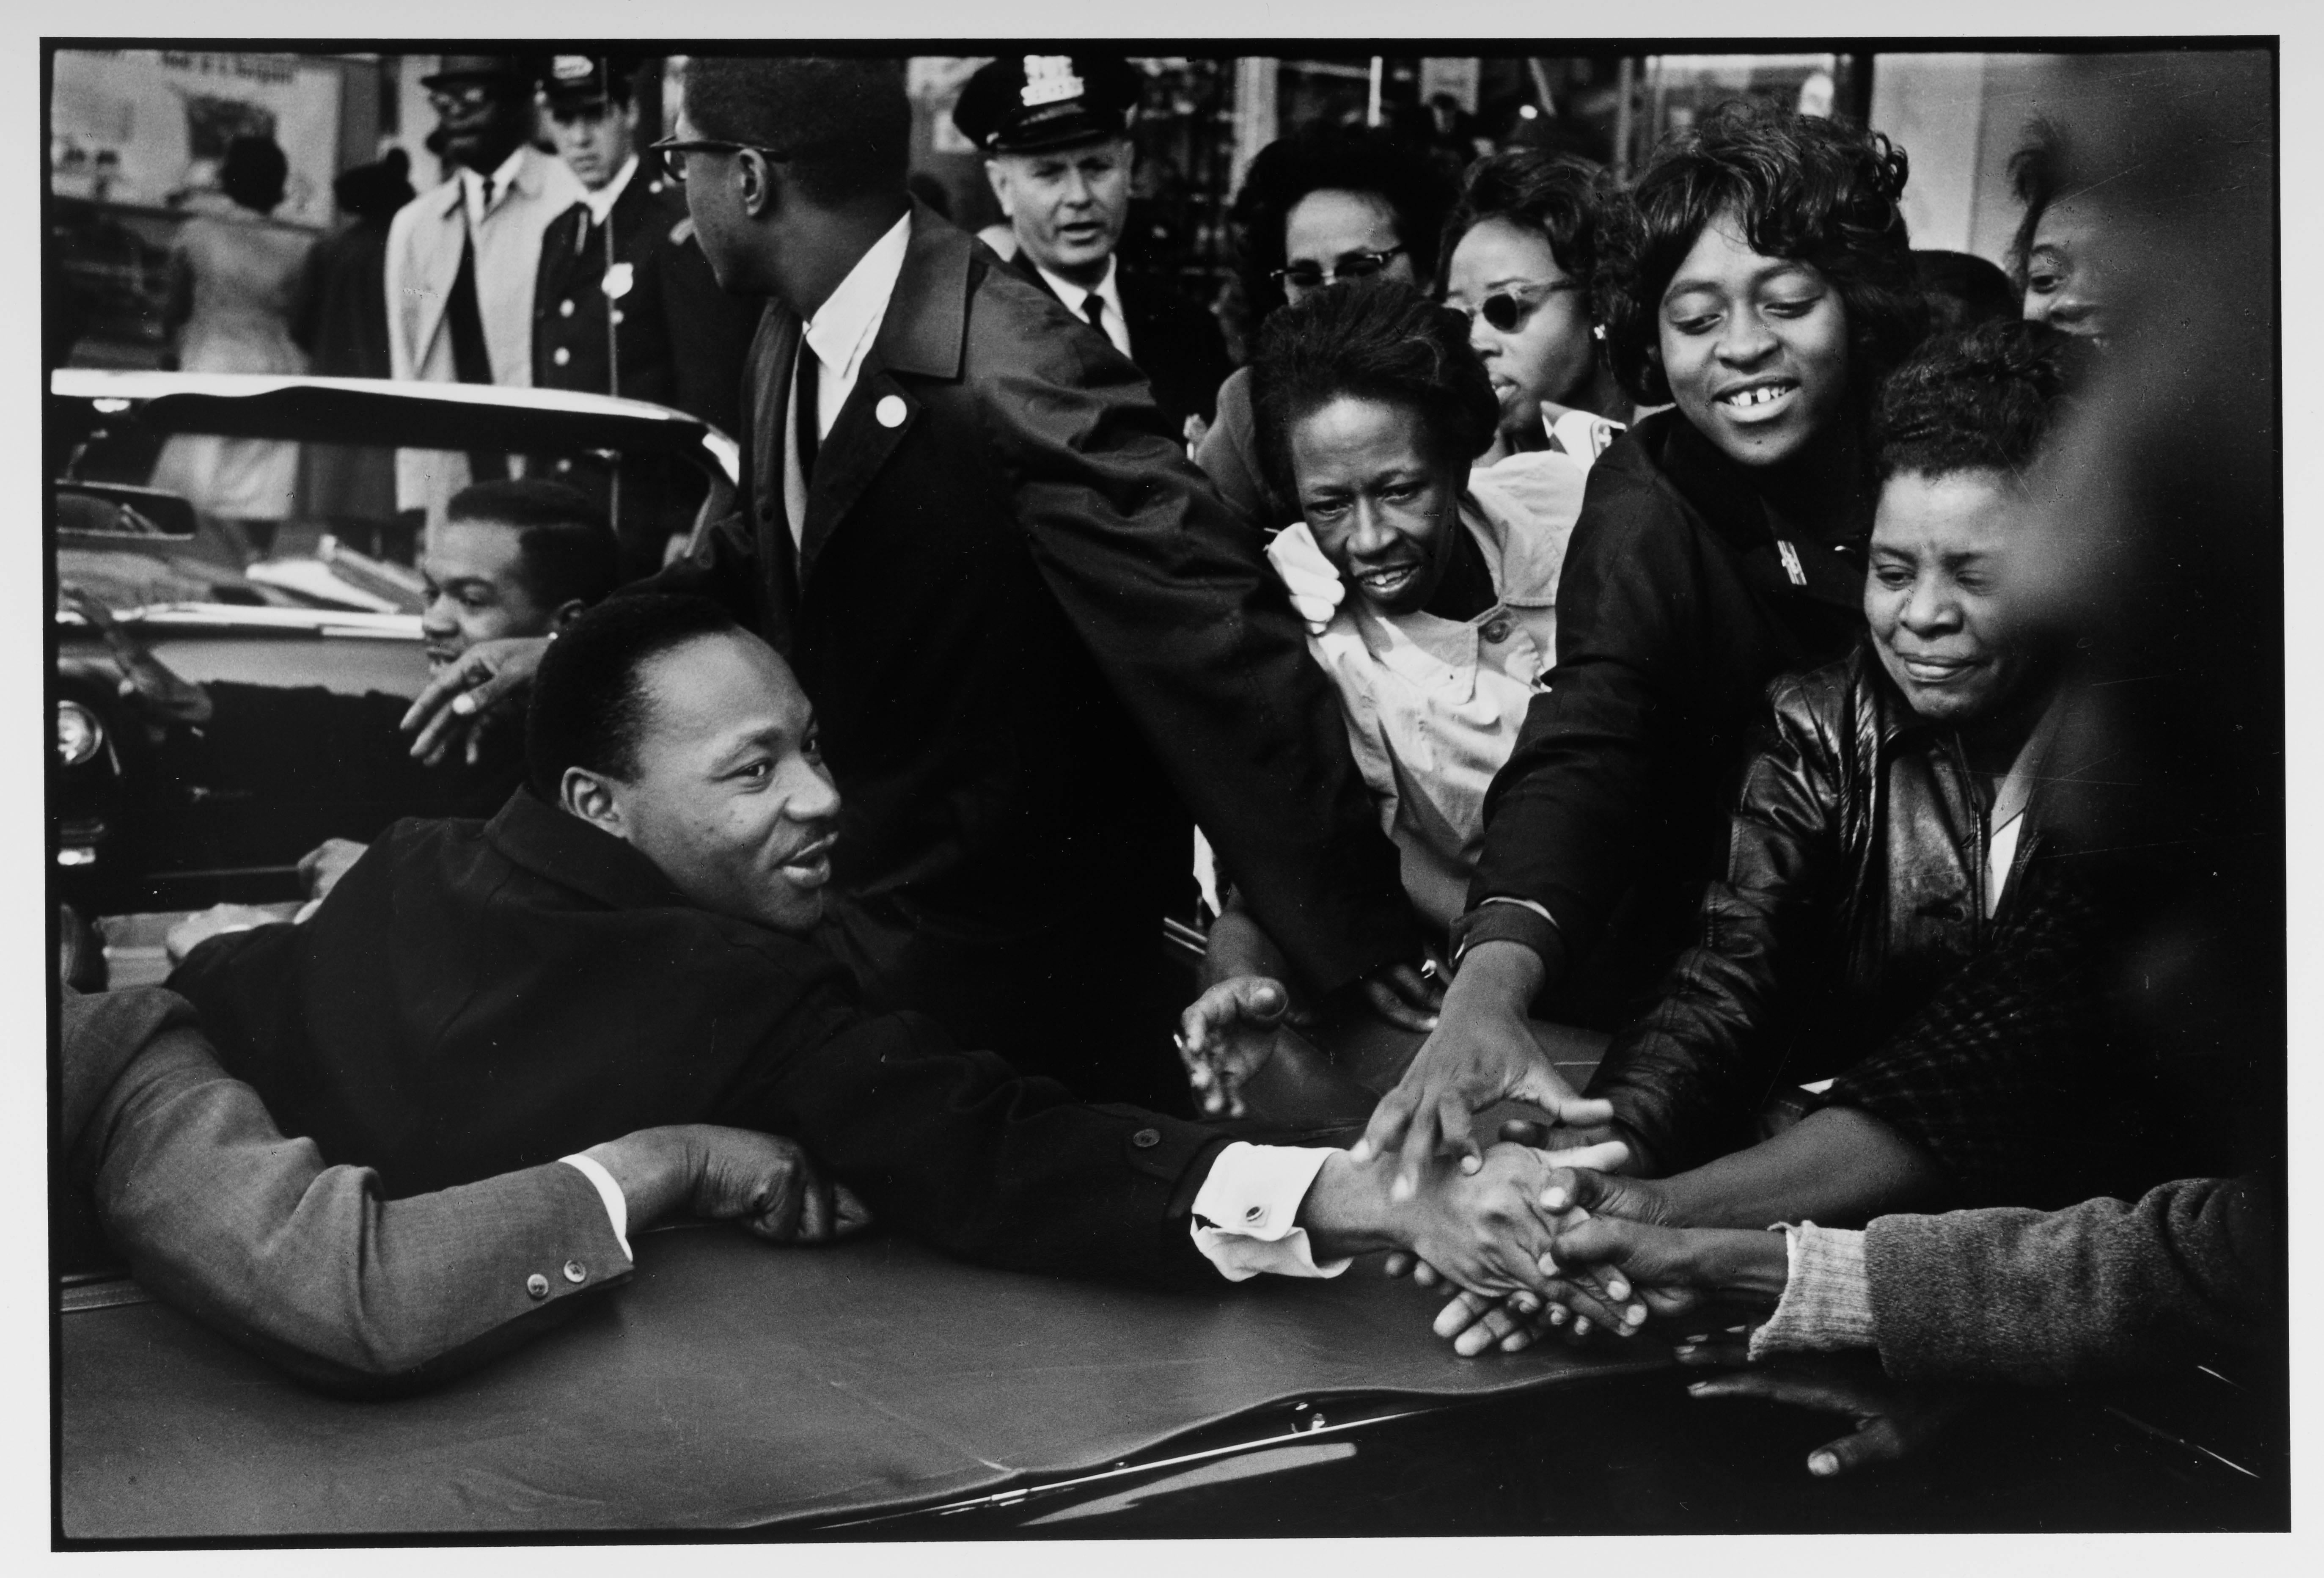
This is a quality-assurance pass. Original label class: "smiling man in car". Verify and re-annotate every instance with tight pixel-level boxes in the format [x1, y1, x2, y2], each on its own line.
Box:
[168, 594, 1623, 1303]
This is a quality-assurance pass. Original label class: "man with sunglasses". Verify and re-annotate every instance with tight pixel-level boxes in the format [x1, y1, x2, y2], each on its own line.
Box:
[404, 56, 1435, 1113]
[383, 54, 583, 513]
[950, 54, 1232, 447]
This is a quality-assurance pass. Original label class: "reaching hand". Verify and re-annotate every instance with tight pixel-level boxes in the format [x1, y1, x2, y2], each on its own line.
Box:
[1391, 1142, 1577, 1301]
[1680, 1352, 1977, 1478]
[1355, 945, 1614, 1201]
[400, 635, 550, 767]
[62, 583, 214, 726]
[1263, 523, 1346, 634]
[1177, 976, 1294, 1119]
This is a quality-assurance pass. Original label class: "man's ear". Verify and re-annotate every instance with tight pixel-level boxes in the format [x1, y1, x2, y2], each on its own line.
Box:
[560, 766, 626, 837]
[737, 149, 778, 220]
[982, 159, 1015, 220]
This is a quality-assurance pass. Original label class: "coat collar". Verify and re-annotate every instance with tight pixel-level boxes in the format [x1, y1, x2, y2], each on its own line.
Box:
[483, 787, 696, 914]
[868, 202, 971, 380]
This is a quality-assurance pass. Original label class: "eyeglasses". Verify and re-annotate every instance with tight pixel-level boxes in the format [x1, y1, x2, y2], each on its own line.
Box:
[1271, 246, 1406, 294]
[1456, 281, 1586, 334]
[649, 135, 793, 185]
[426, 83, 498, 114]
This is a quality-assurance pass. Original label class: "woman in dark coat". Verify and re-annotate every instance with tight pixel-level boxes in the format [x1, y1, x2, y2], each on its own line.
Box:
[1359, 101, 1930, 1187]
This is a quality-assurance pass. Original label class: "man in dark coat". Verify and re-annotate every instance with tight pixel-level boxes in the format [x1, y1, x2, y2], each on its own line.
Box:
[173, 595, 1581, 1298]
[291, 150, 415, 545]
[531, 55, 758, 578]
[952, 53, 1233, 444]
[402, 58, 1430, 1109]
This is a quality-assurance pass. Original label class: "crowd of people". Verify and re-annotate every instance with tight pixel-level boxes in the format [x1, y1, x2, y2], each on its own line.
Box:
[61, 52, 2278, 1489]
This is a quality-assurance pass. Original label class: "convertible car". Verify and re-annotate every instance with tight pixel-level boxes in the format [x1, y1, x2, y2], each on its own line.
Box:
[50, 369, 738, 919]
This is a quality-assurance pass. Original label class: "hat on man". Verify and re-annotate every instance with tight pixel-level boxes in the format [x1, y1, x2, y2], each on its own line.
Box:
[421, 54, 535, 91]
[952, 55, 1142, 155]
[539, 55, 635, 111]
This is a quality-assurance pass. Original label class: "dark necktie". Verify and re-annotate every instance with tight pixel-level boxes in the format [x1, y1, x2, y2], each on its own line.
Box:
[447, 187, 506, 479]
[1083, 292, 1106, 335]
[795, 347, 821, 482]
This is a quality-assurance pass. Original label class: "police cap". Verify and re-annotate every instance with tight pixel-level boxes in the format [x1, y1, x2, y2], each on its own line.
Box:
[539, 55, 636, 112]
[952, 55, 1141, 156]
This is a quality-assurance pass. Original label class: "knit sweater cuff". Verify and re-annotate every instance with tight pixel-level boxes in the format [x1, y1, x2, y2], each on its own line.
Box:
[1749, 1223, 1875, 1359]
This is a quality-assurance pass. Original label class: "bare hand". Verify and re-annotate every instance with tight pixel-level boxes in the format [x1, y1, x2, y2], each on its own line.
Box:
[296, 837, 368, 904]
[689, 1127, 871, 1244]
[1177, 975, 1293, 1119]
[1355, 946, 1614, 1201]
[1682, 1353, 1977, 1477]
[1393, 1142, 1575, 1301]
[400, 635, 550, 766]
[163, 903, 281, 964]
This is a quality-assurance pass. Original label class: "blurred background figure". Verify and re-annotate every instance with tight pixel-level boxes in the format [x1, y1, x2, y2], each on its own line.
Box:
[383, 54, 583, 516]
[1200, 125, 1457, 530]
[290, 148, 416, 556]
[2007, 118, 2109, 341]
[148, 135, 312, 559]
[953, 54, 1232, 446]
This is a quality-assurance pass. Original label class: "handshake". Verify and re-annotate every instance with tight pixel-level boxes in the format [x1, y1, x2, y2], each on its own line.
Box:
[1178, 976, 1719, 1342]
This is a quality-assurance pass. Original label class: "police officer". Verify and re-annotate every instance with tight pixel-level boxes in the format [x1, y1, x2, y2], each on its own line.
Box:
[953, 55, 1231, 445]
[532, 55, 756, 577]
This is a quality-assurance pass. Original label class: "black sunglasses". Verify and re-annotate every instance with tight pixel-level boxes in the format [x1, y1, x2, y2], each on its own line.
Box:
[649, 135, 793, 185]
[1460, 280, 1585, 334]
[1271, 246, 1406, 293]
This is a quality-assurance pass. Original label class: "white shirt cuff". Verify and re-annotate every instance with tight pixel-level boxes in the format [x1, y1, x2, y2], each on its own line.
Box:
[558, 1154, 633, 1261]
[1188, 1142, 1353, 1283]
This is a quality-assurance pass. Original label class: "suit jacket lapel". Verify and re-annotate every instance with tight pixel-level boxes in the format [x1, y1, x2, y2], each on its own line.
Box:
[794, 204, 969, 588]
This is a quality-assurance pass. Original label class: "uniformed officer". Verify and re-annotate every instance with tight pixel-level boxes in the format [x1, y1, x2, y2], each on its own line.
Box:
[532, 55, 758, 577]
[952, 54, 1231, 445]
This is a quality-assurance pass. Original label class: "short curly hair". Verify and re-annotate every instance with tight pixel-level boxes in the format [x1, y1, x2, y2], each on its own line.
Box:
[219, 135, 287, 215]
[1231, 125, 1458, 330]
[1251, 279, 1500, 505]
[1436, 148, 1610, 305]
[1873, 319, 2083, 482]
[1598, 100, 1925, 408]
[682, 57, 910, 209]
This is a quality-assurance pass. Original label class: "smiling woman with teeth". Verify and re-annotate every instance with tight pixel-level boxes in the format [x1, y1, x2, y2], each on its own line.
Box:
[1358, 100, 1936, 1199]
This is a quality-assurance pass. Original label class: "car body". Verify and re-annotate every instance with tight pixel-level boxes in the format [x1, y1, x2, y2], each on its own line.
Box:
[49, 369, 737, 916]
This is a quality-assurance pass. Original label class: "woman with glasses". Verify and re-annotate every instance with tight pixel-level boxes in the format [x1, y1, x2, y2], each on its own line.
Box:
[1196, 127, 1458, 532]
[1439, 150, 1631, 469]
[1354, 101, 1933, 1194]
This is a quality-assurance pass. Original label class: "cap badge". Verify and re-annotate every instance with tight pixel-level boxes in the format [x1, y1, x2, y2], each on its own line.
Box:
[1020, 56, 1084, 109]
[552, 56, 595, 83]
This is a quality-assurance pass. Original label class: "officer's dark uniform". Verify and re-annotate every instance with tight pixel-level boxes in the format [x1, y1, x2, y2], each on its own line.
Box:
[531, 57, 757, 576]
[952, 55, 1232, 443]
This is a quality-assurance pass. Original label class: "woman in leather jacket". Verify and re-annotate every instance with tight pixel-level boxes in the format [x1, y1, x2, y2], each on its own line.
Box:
[1361, 101, 1931, 1188]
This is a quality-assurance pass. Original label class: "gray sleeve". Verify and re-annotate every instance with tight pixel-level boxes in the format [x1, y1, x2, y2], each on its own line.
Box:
[1863, 1177, 2272, 1386]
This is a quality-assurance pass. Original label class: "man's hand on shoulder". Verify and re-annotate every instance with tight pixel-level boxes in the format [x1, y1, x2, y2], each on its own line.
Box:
[401, 635, 550, 767]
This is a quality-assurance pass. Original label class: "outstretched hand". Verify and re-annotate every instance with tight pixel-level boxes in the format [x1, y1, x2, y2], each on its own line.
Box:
[1681, 1351, 1979, 1478]
[400, 635, 550, 766]
[1177, 976, 1295, 1119]
[585, 1125, 872, 1247]
[62, 583, 214, 725]
[1354, 946, 1614, 1202]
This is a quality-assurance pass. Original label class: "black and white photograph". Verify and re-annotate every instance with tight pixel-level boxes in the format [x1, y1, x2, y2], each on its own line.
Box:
[22, 5, 2307, 1558]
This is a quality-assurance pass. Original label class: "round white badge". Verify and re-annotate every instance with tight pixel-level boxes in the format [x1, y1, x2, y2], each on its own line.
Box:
[875, 395, 908, 429]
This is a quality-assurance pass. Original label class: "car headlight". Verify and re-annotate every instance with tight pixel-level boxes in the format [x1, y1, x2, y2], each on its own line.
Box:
[56, 700, 104, 767]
